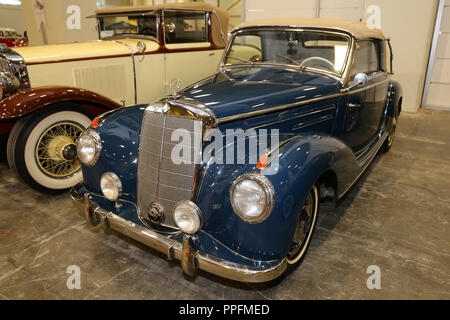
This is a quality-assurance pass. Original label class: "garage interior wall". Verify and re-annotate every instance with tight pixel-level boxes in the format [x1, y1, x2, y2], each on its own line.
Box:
[0, 4, 26, 34]
[243, 0, 439, 113]
[423, 0, 450, 110]
[21, 0, 98, 46]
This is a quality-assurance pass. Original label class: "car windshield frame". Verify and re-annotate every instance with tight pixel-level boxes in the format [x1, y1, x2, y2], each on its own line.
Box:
[97, 11, 159, 41]
[221, 27, 353, 82]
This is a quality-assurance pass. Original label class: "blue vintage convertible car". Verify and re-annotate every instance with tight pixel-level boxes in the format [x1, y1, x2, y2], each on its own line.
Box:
[71, 19, 402, 282]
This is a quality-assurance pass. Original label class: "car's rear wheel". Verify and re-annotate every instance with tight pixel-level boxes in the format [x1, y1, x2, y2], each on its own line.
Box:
[382, 113, 398, 153]
[286, 185, 319, 265]
[7, 104, 92, 193]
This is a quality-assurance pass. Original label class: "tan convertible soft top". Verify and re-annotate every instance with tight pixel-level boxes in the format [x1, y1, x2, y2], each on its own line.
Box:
[96, 2, 228, 46]
[235, 18, 385, 40]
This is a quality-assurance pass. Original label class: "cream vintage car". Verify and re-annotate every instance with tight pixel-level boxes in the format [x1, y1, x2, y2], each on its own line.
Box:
[0, 2, 228, 193]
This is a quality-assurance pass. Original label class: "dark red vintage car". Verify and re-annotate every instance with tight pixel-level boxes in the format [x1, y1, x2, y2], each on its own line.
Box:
[0, 28, 28, 48]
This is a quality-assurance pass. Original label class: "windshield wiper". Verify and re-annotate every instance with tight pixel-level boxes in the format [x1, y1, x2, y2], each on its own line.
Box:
[276, 54, 304, 68]
[226, 56, 255, 65]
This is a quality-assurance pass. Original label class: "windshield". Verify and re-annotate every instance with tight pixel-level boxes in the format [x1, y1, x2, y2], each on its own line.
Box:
[224, 30, 350, 75]
[98, 13, 157, 39]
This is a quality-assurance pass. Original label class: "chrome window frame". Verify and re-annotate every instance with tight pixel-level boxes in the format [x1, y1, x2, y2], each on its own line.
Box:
[220, 27, 354, 84]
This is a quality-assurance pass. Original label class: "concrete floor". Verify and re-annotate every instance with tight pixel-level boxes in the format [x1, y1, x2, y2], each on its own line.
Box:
[0, 109, 449, 300]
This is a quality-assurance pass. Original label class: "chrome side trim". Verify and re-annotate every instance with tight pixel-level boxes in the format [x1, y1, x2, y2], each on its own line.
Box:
[218, 92, 343, 124]
[71, 186, 287, 283]
[338, 132, 389, 199]
[250, 105, 336, 130]
[293, 114, 335, 131]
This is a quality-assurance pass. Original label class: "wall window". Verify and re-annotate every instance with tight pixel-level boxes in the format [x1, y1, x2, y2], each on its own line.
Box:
[0, 0, 21, 5]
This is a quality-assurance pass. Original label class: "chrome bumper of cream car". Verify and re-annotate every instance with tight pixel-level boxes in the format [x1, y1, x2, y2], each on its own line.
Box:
[70, 186, 287, 283]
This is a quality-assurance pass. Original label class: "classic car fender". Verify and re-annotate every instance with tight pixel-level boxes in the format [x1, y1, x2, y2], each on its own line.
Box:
[387, 80, 403, 118]
[195, 132, 358, 262]
[0, 86, 122, 121]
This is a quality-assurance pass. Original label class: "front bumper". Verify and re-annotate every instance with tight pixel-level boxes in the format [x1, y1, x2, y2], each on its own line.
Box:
[70, 186, 287, 283]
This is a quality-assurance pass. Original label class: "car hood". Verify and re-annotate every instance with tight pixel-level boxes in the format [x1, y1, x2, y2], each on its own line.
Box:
[13, 38, 159, 64]
[181, 66, 342, 121]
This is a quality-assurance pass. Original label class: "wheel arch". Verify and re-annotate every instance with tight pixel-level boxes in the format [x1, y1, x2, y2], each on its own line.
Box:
[0, 86, 122, 123]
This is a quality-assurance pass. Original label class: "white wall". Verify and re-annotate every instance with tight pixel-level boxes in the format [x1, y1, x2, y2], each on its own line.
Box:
[0, 4, 26, 34]
[21, 0, 98, 46]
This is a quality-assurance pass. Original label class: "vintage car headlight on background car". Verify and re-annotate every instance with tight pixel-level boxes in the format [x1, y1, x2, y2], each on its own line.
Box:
[173, 201, 202, 234]
[77, 130, 102, 166]
[230, 173, 275, 223]
[100, 172, 122, 202]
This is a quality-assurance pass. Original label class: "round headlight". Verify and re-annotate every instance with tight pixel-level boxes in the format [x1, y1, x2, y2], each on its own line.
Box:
[77, 130, 102, 166]
[173, 201, 202, 234]
[100, 172, 122, 202]
[230, 173, 274, 223]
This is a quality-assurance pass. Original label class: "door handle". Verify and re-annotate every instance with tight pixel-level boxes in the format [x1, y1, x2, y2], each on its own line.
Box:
[209, 52, 216, 56]
[348, 103, 361, 109]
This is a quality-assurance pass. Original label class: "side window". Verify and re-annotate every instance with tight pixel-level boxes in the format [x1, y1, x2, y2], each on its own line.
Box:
[351, 40, 382, 77]
[164, 11, 207, 44]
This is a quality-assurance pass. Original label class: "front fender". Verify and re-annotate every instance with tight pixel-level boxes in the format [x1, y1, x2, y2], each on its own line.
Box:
[0, 86, 122, 120]
[196, 133, 358, 262]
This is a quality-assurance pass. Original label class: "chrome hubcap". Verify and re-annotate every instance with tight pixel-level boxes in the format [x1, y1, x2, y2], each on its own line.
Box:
[288, 191, 314, 259]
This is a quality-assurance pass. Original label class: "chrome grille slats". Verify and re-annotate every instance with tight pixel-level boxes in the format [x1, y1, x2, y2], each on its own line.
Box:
[137, 109, 202, 229]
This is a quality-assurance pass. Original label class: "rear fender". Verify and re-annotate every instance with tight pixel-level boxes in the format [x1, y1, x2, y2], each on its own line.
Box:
[387, 81, 402, 118]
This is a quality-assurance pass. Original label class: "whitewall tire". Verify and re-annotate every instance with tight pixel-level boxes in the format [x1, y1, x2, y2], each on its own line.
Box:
[7, 104, 92, 193]
[286, 185, 319, 265]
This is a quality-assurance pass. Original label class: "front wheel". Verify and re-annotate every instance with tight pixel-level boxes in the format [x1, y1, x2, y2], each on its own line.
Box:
[7, 104, 92, 193]
[286, 185, 319, 265]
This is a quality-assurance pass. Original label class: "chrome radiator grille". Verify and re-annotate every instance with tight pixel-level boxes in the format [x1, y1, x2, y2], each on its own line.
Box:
[137, 110, 202, 229]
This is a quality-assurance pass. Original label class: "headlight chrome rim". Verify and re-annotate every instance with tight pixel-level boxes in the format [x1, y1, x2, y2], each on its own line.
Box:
[77, 129, 102, 167]
[100, 172, 122, 202]
[230, 172, 275, 224]
[173, 200, 202, 235]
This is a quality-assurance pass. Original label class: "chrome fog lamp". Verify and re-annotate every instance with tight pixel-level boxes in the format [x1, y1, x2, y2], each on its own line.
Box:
[230, 173, 274, 223]
[173, 201, 202, 234]
[77, 130, 102, 166]
[100, 172, 122, 202]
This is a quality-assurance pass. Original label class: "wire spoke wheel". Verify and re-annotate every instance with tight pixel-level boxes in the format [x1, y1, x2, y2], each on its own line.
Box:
[35, 121, 84, 178]
[287, 185, 319, 264]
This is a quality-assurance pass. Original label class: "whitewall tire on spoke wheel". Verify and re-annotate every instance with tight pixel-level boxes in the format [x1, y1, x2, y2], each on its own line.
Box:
[7, 104, 92, 193]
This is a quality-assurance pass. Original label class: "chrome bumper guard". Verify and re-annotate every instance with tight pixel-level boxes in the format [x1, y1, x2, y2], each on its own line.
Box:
[70, 187, 287, 283]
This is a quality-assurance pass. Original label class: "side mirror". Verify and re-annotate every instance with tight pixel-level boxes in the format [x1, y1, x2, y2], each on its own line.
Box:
[342, 73, 368, 92]
[354, 73, 368, 86]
